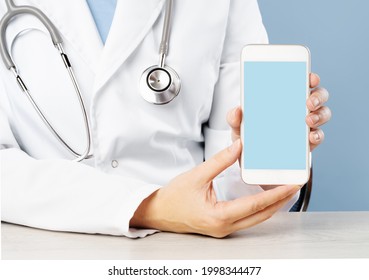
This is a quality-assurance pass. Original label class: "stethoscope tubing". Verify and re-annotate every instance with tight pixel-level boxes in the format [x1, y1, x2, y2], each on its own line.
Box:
[0, 0, 91, 161]
[0, 0, 180, 161]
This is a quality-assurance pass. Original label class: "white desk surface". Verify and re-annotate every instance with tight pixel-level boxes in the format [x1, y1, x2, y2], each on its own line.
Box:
[2, 212, 369, 260]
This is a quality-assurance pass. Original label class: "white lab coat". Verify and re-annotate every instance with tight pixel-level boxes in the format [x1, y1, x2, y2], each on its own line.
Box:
[0, 0, 298, 237]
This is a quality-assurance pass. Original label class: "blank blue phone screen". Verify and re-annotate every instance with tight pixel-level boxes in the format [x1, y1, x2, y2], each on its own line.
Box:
[243, 61, 307, 170]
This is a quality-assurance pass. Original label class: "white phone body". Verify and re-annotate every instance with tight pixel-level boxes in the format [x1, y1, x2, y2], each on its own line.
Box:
[241, 44, 311, 185]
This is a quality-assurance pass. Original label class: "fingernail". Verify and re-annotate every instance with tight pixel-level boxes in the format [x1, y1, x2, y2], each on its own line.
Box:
[312, 98, 320, 108]
[230, 139, 241, 153]
[284, 185, 301, 194]
[289, 185, 302, 192]
[313, 131, 321, 142]
[232, 107, 238, 119]
[309, 114, 320, 124]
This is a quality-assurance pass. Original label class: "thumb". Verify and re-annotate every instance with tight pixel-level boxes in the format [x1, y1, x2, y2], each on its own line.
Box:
[194, 139, 241, 184]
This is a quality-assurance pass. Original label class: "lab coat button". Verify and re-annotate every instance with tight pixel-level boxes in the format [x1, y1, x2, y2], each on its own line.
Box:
[111, 160, 119, 168]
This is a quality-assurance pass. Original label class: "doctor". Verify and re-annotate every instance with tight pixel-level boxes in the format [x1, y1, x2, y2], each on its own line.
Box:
[0, 0, 331, 238]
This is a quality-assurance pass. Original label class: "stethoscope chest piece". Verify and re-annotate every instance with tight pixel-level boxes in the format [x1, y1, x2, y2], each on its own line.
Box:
[140, 65, 180, 105]
[139, 0, 180, 105]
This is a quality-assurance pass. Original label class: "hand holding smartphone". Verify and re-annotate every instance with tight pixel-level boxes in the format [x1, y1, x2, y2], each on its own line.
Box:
[241, 45, 310, 185]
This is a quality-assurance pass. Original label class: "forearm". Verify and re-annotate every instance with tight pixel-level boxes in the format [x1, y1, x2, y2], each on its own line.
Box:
[1, 148, 160, 237]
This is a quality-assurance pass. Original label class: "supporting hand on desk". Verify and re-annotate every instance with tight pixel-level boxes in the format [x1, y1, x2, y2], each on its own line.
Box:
[130, 140, 300, 238]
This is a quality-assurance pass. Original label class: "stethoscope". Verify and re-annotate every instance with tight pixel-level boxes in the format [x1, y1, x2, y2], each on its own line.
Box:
[0, 0, 180, 162]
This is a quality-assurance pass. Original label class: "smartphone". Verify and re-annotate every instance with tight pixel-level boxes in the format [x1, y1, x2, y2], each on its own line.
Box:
[241, 44, 310, 185]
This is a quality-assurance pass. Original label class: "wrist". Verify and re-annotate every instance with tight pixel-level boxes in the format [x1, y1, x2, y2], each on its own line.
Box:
[130, 189, 161, 229]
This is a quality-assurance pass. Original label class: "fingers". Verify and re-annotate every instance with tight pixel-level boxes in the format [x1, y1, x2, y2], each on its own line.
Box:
[306, 106, 332, 128]
[306, 79, 330, 150]
[309, 128, 324, 151]
[193, 140, 242, 183]
[307, 87, 329, 111]
[227, 107, 242, 142]
[310, 73, 320, 88]
[230, 192, 297, 233]
[217, 184, 300, 223]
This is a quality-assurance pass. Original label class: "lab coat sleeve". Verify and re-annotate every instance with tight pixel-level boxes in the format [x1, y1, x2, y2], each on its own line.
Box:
[205, 0, 299, 210]
[0, 106, 159, 238]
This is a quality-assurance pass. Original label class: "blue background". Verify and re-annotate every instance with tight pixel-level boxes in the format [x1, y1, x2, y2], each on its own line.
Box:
[244, 62, 307, 170]
[258, 0, 369, 211]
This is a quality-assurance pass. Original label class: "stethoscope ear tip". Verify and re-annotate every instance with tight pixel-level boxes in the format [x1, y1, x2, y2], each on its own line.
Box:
[140, 65, 181, 105]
